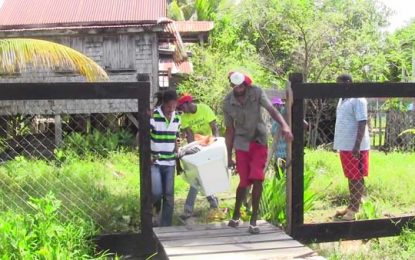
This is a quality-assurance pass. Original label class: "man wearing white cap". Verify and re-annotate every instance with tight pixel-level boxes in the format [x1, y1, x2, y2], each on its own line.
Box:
[223, 71, 293, 234]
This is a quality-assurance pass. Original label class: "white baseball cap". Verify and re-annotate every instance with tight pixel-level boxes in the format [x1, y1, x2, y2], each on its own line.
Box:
[229, 72, 245, 86]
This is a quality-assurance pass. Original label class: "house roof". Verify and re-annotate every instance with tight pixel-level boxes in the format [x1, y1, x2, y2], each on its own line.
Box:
[159, 58, 193, 74]
[0, 0, 166, 30]
[174, 21, 214, 33]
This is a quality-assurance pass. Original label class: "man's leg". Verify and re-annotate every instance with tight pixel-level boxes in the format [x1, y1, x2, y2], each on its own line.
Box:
[349, 178, 365, 212]
[248, 141, 267, 230]
[250, 180, 263, 226]
[229, 149, 250, 226]
[160, 165, 175, 227]
[232, 186, 247, 221]
[151, 165, 162, 226]
[182, 185, 198, 218]
[206, 195, 218, 209]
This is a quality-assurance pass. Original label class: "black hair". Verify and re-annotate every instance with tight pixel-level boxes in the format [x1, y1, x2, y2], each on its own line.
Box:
[154, 89, 178, 107]
[337, 74, 353, 83]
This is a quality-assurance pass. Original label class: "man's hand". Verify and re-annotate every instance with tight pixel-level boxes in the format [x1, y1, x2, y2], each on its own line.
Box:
[281, 125, 294, 142]
[228, 157, 236, 170]
[352, 145, 360, 158]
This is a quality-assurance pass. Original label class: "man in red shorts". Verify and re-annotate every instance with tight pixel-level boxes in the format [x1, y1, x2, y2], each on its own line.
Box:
[223, 71, 293, 233]
[333, 74, 370, 221]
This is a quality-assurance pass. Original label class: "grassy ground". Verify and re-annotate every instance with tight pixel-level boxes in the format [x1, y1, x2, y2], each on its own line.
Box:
[1, 148, 415, 258]
[305, 149, 415, 222]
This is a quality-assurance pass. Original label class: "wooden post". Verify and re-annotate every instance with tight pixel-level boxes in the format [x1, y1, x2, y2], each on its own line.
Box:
[137, 80, 155, 250]
[54, 114, 62, 146]
[287, 73, 305, 237]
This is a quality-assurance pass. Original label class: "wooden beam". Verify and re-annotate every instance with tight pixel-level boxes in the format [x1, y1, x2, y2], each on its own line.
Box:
[292, 82, 415, 99]
[137, 84, 155, 249]
[287, 73, 305, 235]
[293, 216, 415, 243]
[0, 82, 149, 100]
[54, 115, 62, 146]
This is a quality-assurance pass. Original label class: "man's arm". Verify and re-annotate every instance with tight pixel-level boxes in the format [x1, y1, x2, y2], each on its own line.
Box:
[352, 120, 367, 157]
[209, 120, 220, 137]
[184, 128, 194, 143]
[225, 125, 235, 167]
[266, 106, 293, 141]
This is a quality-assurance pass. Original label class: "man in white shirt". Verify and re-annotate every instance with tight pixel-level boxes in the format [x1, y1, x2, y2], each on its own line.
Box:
[333, 74, 370, 221]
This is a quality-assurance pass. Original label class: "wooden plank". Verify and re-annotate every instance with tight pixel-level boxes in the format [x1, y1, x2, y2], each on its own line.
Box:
[161, 232, 293, 247]
[165, 240, 310, 256]
[156, 226, 281, 241]
[0, 82, 149, 100]
[294, 216, 415, 243]
[155, 221, 320, 259]
[292, 82, 415, 99]
[168, 248, 318, 260]
[153, 220, 274, 233]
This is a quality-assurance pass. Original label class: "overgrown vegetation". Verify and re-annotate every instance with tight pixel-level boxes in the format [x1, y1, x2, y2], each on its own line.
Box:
[0, 193, 108, 259]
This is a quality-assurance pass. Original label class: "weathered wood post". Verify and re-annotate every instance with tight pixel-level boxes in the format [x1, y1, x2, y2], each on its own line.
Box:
[137, 74, 156, 250]
[286, 73, 304, 236]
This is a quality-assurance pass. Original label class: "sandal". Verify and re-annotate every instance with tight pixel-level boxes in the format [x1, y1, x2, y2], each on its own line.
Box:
[248, 225, 260, 234]
[334, 209, 357, 221]
[333, 208, 349, 218]
[228, 219, 240, 228]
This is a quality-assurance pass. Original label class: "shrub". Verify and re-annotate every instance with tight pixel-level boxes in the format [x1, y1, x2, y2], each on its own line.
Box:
[0, 193, 108, 259]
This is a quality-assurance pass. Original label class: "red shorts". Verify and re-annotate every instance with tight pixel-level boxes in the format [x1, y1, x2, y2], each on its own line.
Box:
[236, 141, 268, 187]
[339, 151, 369, 180]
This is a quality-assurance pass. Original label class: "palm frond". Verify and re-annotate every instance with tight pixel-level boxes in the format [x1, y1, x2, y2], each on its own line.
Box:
[0, 38, 108, 81]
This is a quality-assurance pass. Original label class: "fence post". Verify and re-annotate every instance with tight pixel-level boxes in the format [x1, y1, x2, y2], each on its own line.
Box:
[287, 73, 304, 237]
[137, 75, 155, 250]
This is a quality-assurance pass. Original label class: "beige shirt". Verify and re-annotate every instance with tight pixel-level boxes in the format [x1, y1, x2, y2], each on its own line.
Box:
[223, 86, 272, 151]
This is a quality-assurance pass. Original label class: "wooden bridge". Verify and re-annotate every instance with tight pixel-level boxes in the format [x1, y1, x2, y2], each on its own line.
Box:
[153, 220, 323, 260]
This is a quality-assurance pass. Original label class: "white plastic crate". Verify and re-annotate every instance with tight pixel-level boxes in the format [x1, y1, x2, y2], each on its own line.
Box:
[180, 137, 230, 196]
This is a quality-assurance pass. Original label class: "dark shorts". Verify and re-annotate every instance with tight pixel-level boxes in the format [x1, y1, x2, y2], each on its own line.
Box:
[339, 150, 369, 180]
[236, 141, 268, 187]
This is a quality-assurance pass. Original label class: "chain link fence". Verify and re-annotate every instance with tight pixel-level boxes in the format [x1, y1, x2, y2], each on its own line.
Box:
[0, 98, 141, 232]
[300, 97, 415, 223]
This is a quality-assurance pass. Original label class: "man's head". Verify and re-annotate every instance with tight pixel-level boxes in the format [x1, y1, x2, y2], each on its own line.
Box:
[337, 74, 353, 84]
[228, 71, 253, 97]
[177, 94, 195, 113]
[154, 89, 178, 117]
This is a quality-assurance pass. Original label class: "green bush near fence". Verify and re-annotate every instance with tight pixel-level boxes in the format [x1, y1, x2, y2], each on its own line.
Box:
[0, 193, 109, 259]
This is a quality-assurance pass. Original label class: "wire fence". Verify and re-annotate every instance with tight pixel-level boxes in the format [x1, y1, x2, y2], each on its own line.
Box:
[298, 97, 415, 223]
[0, 99, 141, 232]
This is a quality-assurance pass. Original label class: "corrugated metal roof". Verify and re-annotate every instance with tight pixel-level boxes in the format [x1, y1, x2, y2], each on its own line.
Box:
[159, 58, 193, 74]
[173, 21, 214, 33]
[0, 0, 166, 30]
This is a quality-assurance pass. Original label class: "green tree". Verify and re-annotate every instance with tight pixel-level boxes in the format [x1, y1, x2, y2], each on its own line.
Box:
[0, 38, 108, 81]
[238, 0, 391, 82]
[168, 0, 223, 21]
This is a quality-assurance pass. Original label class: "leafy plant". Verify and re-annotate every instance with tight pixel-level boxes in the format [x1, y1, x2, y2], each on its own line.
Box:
[58, 130, 135, 158]
[356, 198, 381, 220]
[0, 193, 109, 259]
[260, 164, 317, 225]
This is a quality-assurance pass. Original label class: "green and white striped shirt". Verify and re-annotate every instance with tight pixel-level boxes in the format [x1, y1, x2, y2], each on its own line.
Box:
[150, 107, 181, 166]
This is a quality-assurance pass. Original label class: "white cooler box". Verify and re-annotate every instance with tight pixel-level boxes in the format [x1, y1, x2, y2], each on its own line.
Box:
[180, 137, 230, 196]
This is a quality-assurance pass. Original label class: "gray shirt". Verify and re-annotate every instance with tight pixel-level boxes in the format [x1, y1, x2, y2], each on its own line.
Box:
[223, 86, 273, 151]
[333, 98, 370, 151]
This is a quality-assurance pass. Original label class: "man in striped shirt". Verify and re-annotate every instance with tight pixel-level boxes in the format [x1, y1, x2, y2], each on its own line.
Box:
[150, 89, 181, 227]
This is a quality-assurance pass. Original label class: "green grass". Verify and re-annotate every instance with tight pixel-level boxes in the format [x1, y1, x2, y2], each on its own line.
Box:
[1, 142, 415, 259]
[305, 149, 415, 221]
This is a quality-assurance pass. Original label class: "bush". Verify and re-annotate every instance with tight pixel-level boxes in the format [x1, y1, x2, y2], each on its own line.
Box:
[0, 193, 108, 259]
